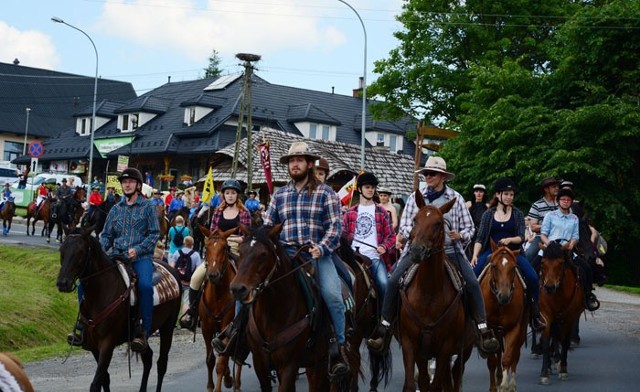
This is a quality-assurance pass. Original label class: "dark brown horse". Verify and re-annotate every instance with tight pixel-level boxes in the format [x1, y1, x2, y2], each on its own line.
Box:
[56, 227, 181, 392]
[399, 194, 474, 392]
[25, 198, 52, 236]
[47, 187, 87, 243]
[230, 224, 361, 391]
[538, 241, 585, 385]
[199, 225, 242, 392]
[1, 199, 16, 235]
[479, 241, 528, 392]
[0, 352, 34, 392]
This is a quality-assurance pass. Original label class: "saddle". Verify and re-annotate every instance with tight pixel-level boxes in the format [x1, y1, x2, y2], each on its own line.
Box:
[401, 256, 464, 292]
[113, 258, 181, 307]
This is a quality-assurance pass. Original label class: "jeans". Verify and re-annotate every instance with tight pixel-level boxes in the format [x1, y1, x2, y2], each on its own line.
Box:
[369, 257, 388, 299]
[473, 249, 539, 301]
[132, 256, 154, 337]
[525, 236, 542, 262]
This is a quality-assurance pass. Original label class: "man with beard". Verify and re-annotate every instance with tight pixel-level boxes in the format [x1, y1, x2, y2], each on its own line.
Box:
[262, 141, 349, 380]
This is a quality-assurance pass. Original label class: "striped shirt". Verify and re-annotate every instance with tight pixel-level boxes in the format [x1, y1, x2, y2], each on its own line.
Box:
[100, 195, 160, 258]
[527, 197, 558, 223]
[263, 181, 342, 256]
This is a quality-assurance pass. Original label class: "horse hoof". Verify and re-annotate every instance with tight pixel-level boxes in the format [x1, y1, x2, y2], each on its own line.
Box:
[223, 375, 233, 389]
[559, 372, 569, 380]
[539, 376, 550, 385]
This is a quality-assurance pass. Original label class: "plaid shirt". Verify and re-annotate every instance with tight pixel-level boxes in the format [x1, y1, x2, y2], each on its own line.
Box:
[399, 185, 474, 251]
[342, 204, 396, 254]
[263, 181, 342, 256]
[210, 208, 252, 233]
[100, 195, 160, 258]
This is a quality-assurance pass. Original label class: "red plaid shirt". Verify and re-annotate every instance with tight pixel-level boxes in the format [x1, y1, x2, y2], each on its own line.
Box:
[342, 204, 396, 266]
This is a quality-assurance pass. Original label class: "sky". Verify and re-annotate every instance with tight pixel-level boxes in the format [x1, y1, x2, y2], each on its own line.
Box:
[1, 0, 405, 97]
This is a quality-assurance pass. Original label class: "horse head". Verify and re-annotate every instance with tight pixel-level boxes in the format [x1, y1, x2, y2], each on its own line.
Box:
[230, 224, 283, 304]
[488, 239, 519, 305]
[200, 225, 236, 284]
[407, 192, 455, 263]
[539, 241, 572, 294]
[75, 186, 87, 202]
[56, 226, 98, 292]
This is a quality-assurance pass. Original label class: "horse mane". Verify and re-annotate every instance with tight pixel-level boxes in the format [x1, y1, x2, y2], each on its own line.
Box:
[543, 241, 565, 260]
[67, 226, 109, 261]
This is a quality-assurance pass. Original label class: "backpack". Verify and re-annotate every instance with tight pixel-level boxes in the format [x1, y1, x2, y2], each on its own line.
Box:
[176, 249, 196, 282]
[173, 226, 186, 247]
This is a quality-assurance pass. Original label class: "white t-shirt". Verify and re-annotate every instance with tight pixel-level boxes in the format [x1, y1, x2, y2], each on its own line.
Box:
[352, 204, 379, 260]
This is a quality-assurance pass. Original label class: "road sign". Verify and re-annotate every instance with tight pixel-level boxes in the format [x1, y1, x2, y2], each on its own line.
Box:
[30, 157, 38, 173]
[28, 140, 44, 158]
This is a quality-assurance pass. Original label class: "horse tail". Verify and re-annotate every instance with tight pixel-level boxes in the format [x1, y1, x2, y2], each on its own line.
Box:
[369, 347, 393, 388]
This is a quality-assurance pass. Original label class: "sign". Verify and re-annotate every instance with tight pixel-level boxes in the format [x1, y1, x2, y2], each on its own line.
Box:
[27, 141, 44, 158]
[30, 157, 38, 173]
[116, 156, 129, 172]
[93, 136, 135, 158]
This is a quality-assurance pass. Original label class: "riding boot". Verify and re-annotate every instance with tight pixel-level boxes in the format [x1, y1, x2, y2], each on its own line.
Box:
[212, 306, 248, 355]
[66, 322, 84, 347]
[476, 322, 500, 356]
[529, 298, 546, 332]
[585, 290, 600, 311]
[366, 321, 393, 354]
[179, 288, 200, 331]
[328, 338, 350, 381]
[130, 324, 148, 353]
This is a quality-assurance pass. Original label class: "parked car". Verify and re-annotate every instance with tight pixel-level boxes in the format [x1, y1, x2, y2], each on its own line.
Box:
[0, 167, 19, 186]
[12, 173, 84, 189]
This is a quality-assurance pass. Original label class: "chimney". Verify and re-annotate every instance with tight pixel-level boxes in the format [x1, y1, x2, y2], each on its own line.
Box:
[167, 76, 171, 84]
[352, 76, 364, 98]
[13, 58, 20, 65]
[331, 86, 335, 95]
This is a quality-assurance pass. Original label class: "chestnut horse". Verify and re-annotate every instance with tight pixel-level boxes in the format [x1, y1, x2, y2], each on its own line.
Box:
[398, 195, 474, 392]
[0, 352, 34, 392]
[230, 224, 361, 391]
[478, 241, 528, 392]
[25, 198, 52, 236]
[538, 241, 585, 385]
[199, 225, 242, 392]
[156, 205, 169, 243]
[56, 227, 181, 392]
[1, 199, 16, 235]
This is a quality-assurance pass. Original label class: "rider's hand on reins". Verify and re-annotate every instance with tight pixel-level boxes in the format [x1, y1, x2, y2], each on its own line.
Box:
[309, 244, 322, 259]
[128, 248, 138, 260]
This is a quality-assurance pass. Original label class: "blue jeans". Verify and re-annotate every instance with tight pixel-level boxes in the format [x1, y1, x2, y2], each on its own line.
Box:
[132, 256, 154, 337]
[474, 249, 539, 301]
[369, 257, 388, 299]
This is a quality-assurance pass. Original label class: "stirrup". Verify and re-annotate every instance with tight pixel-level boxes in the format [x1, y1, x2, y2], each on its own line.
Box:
[66, 331, 83, 347]
[477, 326, 499, 355]
[130, 336, 148, 353]
[366, 324, 391, 354]
[586, 293, 600, 311]
[212, 325, 237, 355]
[179, 311, 197, 331]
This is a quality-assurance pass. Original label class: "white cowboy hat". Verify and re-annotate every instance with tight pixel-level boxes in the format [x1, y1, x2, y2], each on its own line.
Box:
[279, 142, 321, 164]
[415, 156, 455, 181]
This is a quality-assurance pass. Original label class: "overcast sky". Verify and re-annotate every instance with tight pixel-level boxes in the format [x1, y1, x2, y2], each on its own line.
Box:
[2, 0, 404, 97]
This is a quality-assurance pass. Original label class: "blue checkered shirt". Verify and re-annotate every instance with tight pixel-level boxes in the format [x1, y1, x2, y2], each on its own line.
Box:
[263, 181, 342, 256]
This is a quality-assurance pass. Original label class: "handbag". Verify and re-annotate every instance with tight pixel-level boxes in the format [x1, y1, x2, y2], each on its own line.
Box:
[595, 232, 608, 256]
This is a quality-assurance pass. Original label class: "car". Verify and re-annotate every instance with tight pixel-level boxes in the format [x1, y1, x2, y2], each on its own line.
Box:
[12, 173, 84, 189]
[0, 167, 19, 186]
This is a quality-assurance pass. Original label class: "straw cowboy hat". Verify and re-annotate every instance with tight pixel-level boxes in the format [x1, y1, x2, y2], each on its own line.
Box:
[279, 142, 321, 164]
[415, 156, 455, 181]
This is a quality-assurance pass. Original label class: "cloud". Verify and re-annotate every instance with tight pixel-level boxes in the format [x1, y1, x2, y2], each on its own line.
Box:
[0, 21, 59, 69]
[96, 0, 346, 62]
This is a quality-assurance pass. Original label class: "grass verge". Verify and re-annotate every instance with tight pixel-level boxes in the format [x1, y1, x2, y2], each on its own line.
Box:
[605, 285, 640, 295]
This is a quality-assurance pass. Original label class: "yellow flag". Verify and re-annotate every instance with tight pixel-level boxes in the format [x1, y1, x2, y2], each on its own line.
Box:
[201, 167, 215, 203]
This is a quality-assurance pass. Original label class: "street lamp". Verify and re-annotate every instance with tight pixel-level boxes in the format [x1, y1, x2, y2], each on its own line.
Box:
[52, 16, 98, 184]
[337, 0, 367, 171]
[23, 107, 31, 156]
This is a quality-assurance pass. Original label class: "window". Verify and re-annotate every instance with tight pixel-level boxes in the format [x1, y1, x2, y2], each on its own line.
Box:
[322, 125, 330, 140]
[189, 108, 196, 125]
[3, 141, 24, 161]
[81, 118, 87, 134]
[389, 135, 397, 152]
[309, 123, 317, 139]
[131, 114, 139, 129]
[377, 133, 385, 145]
[122, 114, 129, 131]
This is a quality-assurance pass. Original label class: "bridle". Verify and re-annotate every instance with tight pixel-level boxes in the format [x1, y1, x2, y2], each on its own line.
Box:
[489, 250, 516, 304]
[63, 234, 120, 290]
[204, 236, 233, 284]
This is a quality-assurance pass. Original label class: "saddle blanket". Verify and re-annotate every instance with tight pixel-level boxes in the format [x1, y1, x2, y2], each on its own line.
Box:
[116, 262, 180, 306]
[0, 362, 22, 392]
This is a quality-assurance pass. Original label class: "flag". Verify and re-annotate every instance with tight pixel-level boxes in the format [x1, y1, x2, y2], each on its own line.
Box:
[201, 167, 215, 203]
[258, 141, 274, 195]
[337, 175, 357, 206]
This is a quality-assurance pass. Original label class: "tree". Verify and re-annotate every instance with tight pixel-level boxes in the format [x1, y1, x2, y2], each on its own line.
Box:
[202, 49, 223, 79]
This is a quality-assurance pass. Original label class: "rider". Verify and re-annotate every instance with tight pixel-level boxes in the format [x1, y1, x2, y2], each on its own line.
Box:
[470, 178, 546, 332]
[539, 188, 600, 311]
[167, 189, 184, 222]
[36, 182, 49, 211]
[99, 168, 161, 352]
[342, 172, 394, 299]
[367, 156, 499, 356]
[0, 183, 12, 212]
[244, 190, 260, 215]
[151, 190, 165, 207]
[86, 186, 103, 221]
[262, 141, 349, 378]
[525, 177, 561, 261]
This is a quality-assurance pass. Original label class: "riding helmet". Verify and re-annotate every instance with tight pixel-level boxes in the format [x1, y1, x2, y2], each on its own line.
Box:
[557, 188, 575, 201]
[357, 172, 379, 187]
[472, 184, 486, 192]
[560, 180, 574, 189]
[221, 179, 242, 193]
[377, 186, 393, 195]
[493, 178, 516, 193]
[118, 168, 144, 184]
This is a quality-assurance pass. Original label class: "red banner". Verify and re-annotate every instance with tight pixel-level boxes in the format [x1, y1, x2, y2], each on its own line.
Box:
[258, 142, 274, 195]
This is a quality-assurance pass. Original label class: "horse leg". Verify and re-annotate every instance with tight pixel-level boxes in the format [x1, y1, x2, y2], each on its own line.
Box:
[558, 335, 571, 380]
[415, 355, 430, 392]
[487, 353, 498, 392]
[155, 319, 176, 392]
[90, 349, 114, 392]
[233, 361, 242, 392]
[400, 342, 417, 392]
[539, 331, 552, 385]
[279, 365, 300, 392]
[252, 355, 273, 392]
[139, 346, 153, 392]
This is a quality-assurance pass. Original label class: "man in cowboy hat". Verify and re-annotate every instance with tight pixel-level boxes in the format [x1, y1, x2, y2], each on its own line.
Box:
[168, 189, 185, 222]
[151, 189, 165, 207]
[524, 176, 561, 262]
[367, 156, 499, 356]
[263, 141, 350, 379]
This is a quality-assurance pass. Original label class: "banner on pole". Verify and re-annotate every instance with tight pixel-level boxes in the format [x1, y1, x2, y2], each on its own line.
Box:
[201, 167, 215, 203]
[258, 142, 274, 195]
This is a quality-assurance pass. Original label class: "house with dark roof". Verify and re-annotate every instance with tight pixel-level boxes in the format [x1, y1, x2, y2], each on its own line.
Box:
[10, 65, 419, 189]
[0, 61, 136, 172]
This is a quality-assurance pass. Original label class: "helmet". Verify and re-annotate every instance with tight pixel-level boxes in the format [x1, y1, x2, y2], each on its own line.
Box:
[61, 178, 67, 183]
[315, 158, 330, 172]
[472, 184, 486, 192]
[377, 186, 392, 195]
[357, 172, 379, 187]
[560, 180, 574, 189]
[557, 188, 575, 201]
[248, 190, 257, 196]
[493, 178, 516, 193]
[92, 185, 100, 191]
[119, 168, 144, 184]
[221, 179, 242, 193]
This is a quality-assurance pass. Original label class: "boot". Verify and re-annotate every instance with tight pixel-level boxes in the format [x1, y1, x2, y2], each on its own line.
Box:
[328, 339, 350, 381]
[66, 323, 84, 346]
[477, 322, 499, 355]
[366, 322, 392, 354]
[586, 291, 600, 311]
[179, 288, 200, 331]
[530, 298, 546, 332]
[130, 334, 148, 353]
[212, 321, 239, 355]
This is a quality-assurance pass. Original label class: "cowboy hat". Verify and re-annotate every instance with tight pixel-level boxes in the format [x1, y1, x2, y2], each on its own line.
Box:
[279, 141, 321, 164]
[538, 177, 561, 190]
[415, 156, 455, 181]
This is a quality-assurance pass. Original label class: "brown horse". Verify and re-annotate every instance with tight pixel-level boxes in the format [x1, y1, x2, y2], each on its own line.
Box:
[398, 194, 474, 392]
[157, 204, 169, 242]
[47, 187, 87, 243]
[1, 199, 16, 236]
[199, 225, 242, 392]
[230, 224, 361, 391]
[25, 198, 52, 236]
[56, 227, 181, 392]
[70, 186, 87, 226]
[538, 241, 585, 385]
[0, 352, 34, 392]
[479, 241, 528, 392]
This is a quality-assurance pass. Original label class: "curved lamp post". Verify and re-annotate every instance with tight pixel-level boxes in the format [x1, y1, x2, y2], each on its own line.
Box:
[337, 0, 367, 171]
[52, 17, 98, 184]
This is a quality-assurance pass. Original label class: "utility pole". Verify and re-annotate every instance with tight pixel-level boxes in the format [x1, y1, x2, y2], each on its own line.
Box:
[231, 53, 261, 192]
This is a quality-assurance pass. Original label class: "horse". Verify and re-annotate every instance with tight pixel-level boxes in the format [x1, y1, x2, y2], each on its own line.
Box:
[190, 207, 211, 255]
[156, 205, 169, 243]
[478, 241, 528, 392]
[1, 199, 16, 235]
[81, 196, 118, 237]
[25, 198, 52, 237]
[538, 241, 585, 385]
[70, 186, 88, 226]
[0, 352, 34, 392]
[55, 226, 182, 392]
[398, 194, 474, 392]
[198, 225, 242, 392]
[47, 187, 87, 243]
[230, 224, 361, 391]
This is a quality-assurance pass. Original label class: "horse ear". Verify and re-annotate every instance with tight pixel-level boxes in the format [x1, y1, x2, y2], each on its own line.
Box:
[440, 197, 456, 215]
[239, 223, 251, 237]
[268, 224, 283, 240]
[82, 225, 95, 237]
[561, 242, 572, 251]
[199, 224, 211, 238]
[221, 226, 237, 239]
[490, 237, 498, 252]
[538, 242, 546, 251]
[62, 224, 71, 236]
[414, 190, 425, 209]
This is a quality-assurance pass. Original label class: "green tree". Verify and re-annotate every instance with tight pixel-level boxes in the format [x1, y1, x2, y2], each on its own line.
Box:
[203, 49, 223, 79]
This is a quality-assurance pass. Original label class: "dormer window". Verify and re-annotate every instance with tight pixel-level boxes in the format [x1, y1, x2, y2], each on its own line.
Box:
[120, 113, 140, 132]
[308, 123, 335, 141]
[189, 107, 196, 126]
